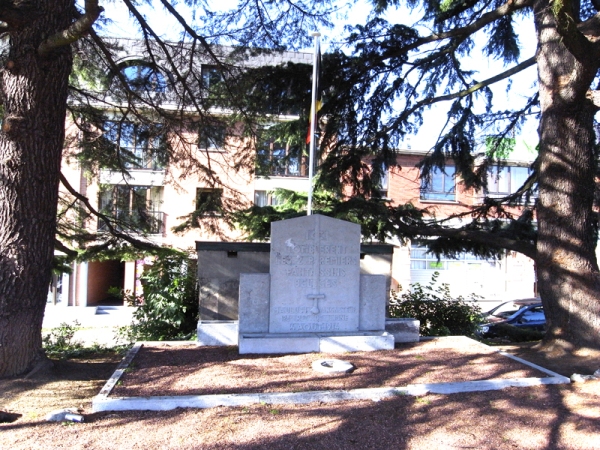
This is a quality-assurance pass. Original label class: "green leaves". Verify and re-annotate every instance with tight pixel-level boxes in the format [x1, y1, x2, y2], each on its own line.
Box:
[388, 272, 484, 336]
[124, 250, 199, 341]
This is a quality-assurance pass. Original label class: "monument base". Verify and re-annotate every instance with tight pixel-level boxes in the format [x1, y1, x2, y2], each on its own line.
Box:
[238, 331, 394, 354]
[384, 318, 420, 343]
[197, 321, 238, 346]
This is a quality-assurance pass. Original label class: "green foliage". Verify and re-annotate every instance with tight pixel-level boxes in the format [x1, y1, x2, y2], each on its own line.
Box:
[42, 321, 119, 358]
[388, 272, 483, 336]
[123, 250, 199, 342]
[485, 136, 517, 160]
[234, 188, 422, 243]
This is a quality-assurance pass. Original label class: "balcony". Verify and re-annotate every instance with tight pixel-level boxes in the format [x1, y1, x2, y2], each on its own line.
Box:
[124, 148, 166, 171]
[256, 147, 307, 178]
[97, 209, 165, 235]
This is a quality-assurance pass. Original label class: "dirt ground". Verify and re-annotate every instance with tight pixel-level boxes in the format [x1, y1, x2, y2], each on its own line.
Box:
[1, 340, 599, 450]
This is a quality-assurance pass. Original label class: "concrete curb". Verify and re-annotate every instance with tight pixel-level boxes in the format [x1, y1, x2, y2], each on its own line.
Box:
[92, 337, 571, 413]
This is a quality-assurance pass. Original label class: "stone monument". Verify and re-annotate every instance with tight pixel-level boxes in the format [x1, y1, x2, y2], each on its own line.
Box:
[238, 214, 395, 354]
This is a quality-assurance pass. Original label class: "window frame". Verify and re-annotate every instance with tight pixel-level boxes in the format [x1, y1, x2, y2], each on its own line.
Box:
[120, 62, 169, 93]
[200, 65, 223, 96]
[98, 185, 164, 234]
[254, 190, 282, 207]
[195, 187, 223, 216]
[198, 121, 227, 152]
[256, 140, 307, 178]
[420, 166, 456, 202]
[104, 120, 166, 170]
[486, 165, 531, 197]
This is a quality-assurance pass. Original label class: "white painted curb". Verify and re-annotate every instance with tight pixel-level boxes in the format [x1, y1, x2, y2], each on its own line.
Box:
[92, 338, 571, 413]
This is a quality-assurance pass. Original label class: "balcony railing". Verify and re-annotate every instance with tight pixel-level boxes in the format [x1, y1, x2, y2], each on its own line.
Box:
[256, 156, 308, 177]
[123, 148, 166, 171]
[98, 210, 165, 235]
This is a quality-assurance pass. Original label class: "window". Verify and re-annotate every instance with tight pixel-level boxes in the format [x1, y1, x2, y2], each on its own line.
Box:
[517, 306, 545, 324]
[98, 185, 163, 234]
[121, 63, 167, 93]
[486, 166, 531, 196]
[410, 244, 498, 270]
[201, 65, 223, 95]
[254, 190, 282, 207]
[371, 162, 389, 197]
[198, 121, 226, 151]
[104, 121, 166, 170]
[256, 141, 306, 177]
[420, 166, 456, 201]
[196, 188, 223, 215]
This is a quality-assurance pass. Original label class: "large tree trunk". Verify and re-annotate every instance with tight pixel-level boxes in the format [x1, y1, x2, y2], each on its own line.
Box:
[0, 2, 73, 377]
[534, 1, 600, 350]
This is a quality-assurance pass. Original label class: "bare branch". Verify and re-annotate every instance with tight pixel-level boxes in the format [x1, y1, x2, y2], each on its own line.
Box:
[38, 0, 103, 56]
[54, 238, 78, 258]
[550, 0, 600, 64]
[579, 12, 600, 39]
[423, 56, 535, 105]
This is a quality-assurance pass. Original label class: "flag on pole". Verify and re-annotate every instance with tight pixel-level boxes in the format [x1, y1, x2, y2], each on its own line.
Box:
[306, 41, 322, 145]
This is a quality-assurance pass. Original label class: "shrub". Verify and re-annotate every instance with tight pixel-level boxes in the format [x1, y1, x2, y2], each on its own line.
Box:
[43, 321, 86, 358]
[388, 272, 483, 336]
[43, 321, 119, 358]
[122, 250, 199, 342]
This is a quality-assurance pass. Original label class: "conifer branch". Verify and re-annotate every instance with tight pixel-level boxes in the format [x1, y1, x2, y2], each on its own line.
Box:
[383, 0, 534, 58]
[38, 0, 102, 56]
[59, 172, 160, 252]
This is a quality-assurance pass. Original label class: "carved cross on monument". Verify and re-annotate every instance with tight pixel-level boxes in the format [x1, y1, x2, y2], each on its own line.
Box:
[307, 293, 325, 315]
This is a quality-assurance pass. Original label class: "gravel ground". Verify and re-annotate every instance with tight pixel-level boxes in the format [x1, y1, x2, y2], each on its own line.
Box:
[2, 383, 600, 449]
[112, 338, 552, 398]
[2, 337, 600, 450]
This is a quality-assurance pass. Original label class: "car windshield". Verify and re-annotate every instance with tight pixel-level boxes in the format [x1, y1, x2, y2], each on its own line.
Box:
[487, 302, 527, 319]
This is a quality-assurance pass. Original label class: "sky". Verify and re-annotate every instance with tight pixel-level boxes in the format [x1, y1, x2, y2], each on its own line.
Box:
[99, 0, 540, 157]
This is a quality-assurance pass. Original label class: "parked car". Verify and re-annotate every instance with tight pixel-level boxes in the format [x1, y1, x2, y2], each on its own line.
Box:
[482, 298, 541, 321]
[479, 299, 545, 337]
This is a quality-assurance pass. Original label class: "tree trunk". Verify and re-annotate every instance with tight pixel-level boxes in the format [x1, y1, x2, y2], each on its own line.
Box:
[534, 1, 600, 349]
[0, 2, 73, 377]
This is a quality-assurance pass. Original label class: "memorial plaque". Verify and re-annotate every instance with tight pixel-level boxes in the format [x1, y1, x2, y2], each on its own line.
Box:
[269, 215, 361, 333]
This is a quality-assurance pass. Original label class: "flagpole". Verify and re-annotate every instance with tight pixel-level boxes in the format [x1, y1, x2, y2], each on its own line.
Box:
[307, 32, 320, 216]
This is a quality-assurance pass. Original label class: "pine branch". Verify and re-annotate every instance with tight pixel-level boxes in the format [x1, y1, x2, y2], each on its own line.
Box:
[38, 0, 103, 56]
[395, 219, 537, 259]
[381, 57, 536, 137]
[382, 0, 533, 58]
[58, 172, 161, 252]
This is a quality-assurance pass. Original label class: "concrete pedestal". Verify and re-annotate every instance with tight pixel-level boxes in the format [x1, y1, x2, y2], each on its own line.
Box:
[239, 331, 394, 354]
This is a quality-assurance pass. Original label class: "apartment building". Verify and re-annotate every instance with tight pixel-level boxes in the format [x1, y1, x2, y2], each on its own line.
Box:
[48, 40, 537, 310]
[382, 144, 537, 304]
[51, 41, 313, 308]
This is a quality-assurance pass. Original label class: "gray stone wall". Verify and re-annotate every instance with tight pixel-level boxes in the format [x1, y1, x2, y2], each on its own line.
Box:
[197, 241, 394, 321]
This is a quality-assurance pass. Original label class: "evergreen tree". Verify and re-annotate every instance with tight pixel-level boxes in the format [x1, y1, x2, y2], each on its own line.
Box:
[0, 0, 333, 377]
[2, 0, 600, 376]
[232, 0, 600, 352]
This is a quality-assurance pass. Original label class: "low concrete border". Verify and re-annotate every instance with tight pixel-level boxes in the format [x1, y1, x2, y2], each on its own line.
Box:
[92, 338, 571, 413]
